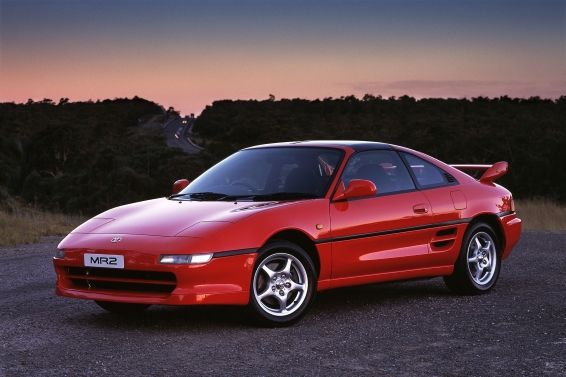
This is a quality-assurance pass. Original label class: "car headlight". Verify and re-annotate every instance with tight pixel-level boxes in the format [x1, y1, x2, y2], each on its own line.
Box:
[159, 253, 213, 264]
[54, 249, 65, 259]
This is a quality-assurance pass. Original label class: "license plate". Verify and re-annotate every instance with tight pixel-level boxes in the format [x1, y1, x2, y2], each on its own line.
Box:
[84, 253, 124, 269]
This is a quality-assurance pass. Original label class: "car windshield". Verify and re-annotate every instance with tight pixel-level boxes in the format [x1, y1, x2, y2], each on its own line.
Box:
[176, 147, 343, 201]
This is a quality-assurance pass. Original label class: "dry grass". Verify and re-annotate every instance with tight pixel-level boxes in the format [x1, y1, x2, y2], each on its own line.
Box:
[516, 199, 566, 232]
[0, 208, 85, 247]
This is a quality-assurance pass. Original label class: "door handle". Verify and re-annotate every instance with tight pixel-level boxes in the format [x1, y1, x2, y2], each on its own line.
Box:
[413, 204, 428, 214]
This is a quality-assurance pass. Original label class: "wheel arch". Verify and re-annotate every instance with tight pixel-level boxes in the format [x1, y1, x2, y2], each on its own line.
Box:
[263, 229, 321, 278]
[468, 213, 506, 253]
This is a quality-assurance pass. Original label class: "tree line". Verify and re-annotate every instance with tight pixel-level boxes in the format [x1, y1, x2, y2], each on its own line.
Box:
[194, 95, 566, 202]
[0, 95, 564, 216]
[0, 98, 211, 215]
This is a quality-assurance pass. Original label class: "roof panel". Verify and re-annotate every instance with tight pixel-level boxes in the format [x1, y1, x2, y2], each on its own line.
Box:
[246, 140, 392, 151]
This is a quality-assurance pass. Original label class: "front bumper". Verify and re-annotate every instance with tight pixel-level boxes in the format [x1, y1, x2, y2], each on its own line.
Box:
[53, 252, 257, 306]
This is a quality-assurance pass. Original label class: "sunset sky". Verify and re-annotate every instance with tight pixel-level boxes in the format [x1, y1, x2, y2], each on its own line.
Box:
[1, 0, 565, 114]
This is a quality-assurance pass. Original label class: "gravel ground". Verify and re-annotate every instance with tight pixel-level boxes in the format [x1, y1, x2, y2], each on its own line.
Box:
[0, 232, 565, 377]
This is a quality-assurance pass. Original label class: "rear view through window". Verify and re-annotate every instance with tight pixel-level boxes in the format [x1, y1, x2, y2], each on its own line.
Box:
[402, 153, 450, 188]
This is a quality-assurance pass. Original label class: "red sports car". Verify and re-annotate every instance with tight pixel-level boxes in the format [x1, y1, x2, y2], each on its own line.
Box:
[53, 141, 522, 325]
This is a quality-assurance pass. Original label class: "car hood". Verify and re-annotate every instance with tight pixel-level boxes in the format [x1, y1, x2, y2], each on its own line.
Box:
[72, 198, 284, 237]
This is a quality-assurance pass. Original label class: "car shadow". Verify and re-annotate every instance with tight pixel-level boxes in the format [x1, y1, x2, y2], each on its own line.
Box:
[65, 304, 252, 330]
[318, 266, 513, 310]
[63, 277, 459, 330]
[312, 277, 455, 312]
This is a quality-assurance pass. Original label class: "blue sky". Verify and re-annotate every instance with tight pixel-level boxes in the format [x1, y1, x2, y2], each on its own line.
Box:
[1, 0, 564, 113]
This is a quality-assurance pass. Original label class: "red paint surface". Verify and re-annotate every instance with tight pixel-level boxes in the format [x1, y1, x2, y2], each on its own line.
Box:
[54, 141, 521, 306]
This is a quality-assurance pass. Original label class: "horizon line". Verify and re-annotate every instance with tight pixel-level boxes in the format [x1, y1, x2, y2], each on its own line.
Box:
[2, 93, 566, 116]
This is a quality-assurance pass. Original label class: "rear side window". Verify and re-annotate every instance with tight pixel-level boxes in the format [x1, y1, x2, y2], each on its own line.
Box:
[402, 153, 452, 188]
[342, 150, 415, 195]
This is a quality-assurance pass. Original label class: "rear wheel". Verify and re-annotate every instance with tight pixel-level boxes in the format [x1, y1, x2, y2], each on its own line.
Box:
[249, 241, 316, 326]
[444, 222, 501, 294]
[95, 301, 150, 315]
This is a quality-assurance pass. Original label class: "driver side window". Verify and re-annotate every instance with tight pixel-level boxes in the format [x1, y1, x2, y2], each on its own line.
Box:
[343, 150, 415, 195]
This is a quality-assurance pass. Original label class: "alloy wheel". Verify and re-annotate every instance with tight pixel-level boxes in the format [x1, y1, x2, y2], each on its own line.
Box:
[252, 252, 309, 317]
[466, 231, 497, 286]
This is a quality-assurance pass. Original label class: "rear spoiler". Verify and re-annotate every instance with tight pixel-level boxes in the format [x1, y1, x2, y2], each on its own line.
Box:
[450, 161, 508, 183]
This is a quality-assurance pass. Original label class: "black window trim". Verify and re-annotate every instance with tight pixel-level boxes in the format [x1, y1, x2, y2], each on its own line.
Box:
[399, 152, 460, 191]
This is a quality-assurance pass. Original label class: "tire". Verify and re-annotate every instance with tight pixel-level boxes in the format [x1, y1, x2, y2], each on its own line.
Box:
[444, 222, 501, 294]
[95, 300, 150, 315]
[249, 241, 317, 326]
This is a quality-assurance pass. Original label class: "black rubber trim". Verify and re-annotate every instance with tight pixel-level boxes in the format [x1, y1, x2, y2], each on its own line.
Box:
[349, 142, 392, 151]
[213, 248, 258, 258]
[314, 218, 472, 244]
[497, 210, 515, 217]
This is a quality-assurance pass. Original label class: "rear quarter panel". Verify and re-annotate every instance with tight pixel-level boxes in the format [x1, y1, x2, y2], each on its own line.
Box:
[458, 181, 520, 258]
[393, 144, 520, 261]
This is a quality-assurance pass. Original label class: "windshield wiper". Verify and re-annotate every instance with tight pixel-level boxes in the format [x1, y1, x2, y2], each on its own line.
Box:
[169, 192, 320, 201]
[168, 193, 190, 199]
[168, 192, 228, 200]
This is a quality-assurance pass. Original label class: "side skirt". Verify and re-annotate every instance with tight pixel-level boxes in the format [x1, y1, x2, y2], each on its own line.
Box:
[321, 265, 454, 290]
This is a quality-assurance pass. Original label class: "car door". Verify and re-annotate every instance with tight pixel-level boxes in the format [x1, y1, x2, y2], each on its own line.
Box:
[401, 152, 465, 266]
[329, 150, 434, 284]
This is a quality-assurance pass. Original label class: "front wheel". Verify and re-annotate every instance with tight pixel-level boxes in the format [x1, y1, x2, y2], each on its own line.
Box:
[444, 223, 501, 294]
[249, 241, 316, 326]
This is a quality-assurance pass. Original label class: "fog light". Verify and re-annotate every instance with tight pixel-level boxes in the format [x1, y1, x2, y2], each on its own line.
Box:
[54, 249, 65, 259]
[159, 253, 213, 264]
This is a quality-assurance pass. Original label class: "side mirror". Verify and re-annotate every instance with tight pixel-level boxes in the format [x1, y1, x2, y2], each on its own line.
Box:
[333, 179, 377, 201]
[172, 179, 190, 194]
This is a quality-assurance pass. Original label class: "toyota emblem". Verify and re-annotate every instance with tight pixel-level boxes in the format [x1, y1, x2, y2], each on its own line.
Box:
[110, 236, 122, 243]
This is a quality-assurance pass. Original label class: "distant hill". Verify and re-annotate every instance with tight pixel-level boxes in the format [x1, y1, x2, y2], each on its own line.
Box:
[194, 95, 566, 202]
[0, 98, 211, 214]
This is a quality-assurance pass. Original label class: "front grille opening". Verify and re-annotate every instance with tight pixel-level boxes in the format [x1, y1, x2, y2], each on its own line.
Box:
[69, 279, 175, 293]
[66, 267, 176, 294]
[67, 267, 175, 281]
